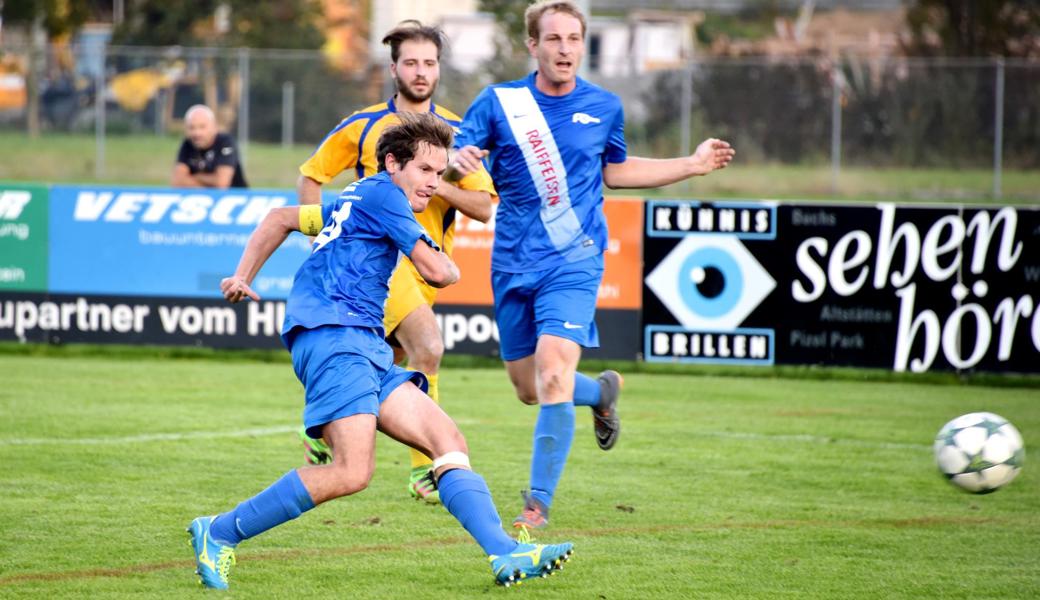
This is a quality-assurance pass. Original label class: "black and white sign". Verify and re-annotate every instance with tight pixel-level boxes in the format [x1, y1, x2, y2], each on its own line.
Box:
[643, 201, 1040, 373]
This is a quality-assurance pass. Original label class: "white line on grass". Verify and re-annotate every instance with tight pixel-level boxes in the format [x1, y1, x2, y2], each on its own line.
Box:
[0, 424, 930, 450]
[0, 425, 299, 446]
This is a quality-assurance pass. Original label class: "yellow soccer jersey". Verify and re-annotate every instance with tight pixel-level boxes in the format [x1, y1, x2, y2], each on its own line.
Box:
[299, 97, 495, 256]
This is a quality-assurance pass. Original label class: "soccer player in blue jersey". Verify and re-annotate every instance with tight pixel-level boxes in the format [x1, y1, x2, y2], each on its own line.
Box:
[295, 22, 497, 505]
[186, 114, 572, 590]
[450, 0, 736, 536]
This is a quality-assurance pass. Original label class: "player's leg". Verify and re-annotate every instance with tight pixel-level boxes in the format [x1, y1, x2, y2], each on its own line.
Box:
[385, 265, 445, 502]
[504, 354, 538, 405]
[512, 257, 619, 533]
[377, 379, 573, 585]
[492, 268, 538, 405]
[189, 326, 386, 589]
[189, 414, 378, 589]
[392, 302, 445, 503]
[507, 334, 581, 534]
[536, 256, 622, 449]
[495, 267, 614, 415]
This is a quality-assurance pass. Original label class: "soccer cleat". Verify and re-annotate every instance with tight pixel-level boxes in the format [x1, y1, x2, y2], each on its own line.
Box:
[489, 542, 574, 587]
[408, 466, 440, 504]
[187, 516, 237, 590]
[592, 370, 623, 451]
[299, 425, 332, 465]
[512, 490, 549, 542]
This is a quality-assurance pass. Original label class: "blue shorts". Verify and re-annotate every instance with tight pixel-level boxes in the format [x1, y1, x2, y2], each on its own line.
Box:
[492, 255, 604, 361]
[288, 325, 427, 440]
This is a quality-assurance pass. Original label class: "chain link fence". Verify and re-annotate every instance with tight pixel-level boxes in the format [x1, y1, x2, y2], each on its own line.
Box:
[0, 43, 1037, 199]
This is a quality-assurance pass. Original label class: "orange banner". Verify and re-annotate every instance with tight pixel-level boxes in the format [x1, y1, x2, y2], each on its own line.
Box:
[438, 196, 644, 309]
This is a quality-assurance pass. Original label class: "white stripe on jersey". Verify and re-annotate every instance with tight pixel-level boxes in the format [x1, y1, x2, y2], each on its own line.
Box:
[493, 87, 597, 262]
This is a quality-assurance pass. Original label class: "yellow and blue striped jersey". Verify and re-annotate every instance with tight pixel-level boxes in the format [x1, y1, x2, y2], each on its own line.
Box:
[299, 97, 496, 256]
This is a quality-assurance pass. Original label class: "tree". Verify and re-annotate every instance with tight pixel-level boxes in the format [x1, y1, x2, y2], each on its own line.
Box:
[904, 0, 1040, 58]
[112, 0, 323, 49]
[1, 0, 90, 38]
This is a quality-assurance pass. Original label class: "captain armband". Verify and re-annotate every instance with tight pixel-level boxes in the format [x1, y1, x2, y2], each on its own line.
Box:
[298, 205, 324, 236]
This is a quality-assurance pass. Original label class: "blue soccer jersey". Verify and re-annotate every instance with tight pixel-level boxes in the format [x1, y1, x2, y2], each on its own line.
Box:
[281, 171, 436, 346]
[456, 72, 627, 273]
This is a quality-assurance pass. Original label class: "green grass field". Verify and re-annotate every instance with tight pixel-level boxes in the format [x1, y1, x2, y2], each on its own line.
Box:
[2, 131, 1039, 203]
[1, 353, 1037, 598]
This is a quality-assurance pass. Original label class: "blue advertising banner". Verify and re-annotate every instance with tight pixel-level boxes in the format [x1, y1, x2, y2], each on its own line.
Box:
[47, 186, 333, 300]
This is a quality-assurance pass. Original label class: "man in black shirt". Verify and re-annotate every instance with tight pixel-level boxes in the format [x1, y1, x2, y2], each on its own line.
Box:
[172, 105, 249, 189]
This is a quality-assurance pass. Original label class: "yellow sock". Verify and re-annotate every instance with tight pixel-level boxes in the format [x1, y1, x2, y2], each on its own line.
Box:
[410, 372, 439, 470]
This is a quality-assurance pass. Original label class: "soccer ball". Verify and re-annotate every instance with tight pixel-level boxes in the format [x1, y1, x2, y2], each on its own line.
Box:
[933, 412, 1025, 494]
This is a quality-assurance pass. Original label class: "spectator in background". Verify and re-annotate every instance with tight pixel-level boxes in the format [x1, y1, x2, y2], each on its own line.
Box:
[172, 104, 249, 189]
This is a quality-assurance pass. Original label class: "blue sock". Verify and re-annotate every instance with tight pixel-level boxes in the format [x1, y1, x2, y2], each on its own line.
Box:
[572, 372, 601, 407]
[438, 469, 518, 556]
[209, 470, 315, 545]
[529, 402, 575, 508]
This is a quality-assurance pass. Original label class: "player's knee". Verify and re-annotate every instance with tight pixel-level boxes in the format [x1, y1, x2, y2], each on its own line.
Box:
[537, 366, 568, 398]
[515, 388, 539, 405]
[409, 337, 443, 373]
[432, 428, 469, 457]
[509, 375, 538, 404]
[328, 464, 373, 497]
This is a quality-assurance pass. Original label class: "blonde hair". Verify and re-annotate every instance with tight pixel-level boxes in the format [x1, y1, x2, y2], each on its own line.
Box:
[525, 0, 587, 41]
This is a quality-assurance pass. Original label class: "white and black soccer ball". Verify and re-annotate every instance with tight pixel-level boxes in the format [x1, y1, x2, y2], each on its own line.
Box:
[934, 412, 1025, 494]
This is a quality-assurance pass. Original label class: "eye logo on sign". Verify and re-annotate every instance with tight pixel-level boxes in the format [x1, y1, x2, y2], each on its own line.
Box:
[646, 235, 775, 330]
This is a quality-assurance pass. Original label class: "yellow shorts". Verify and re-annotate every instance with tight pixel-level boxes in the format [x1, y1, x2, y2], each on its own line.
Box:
[383, 257, 438, 339]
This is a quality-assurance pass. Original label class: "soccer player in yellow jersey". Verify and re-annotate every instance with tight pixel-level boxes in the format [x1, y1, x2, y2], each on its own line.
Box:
[295, 21, 496, 504]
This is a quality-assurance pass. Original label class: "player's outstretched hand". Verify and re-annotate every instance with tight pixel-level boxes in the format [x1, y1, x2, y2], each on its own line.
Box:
[221, 276, 260, 303]
[445, 145, 489, 182]
[692, 138, 735, 175]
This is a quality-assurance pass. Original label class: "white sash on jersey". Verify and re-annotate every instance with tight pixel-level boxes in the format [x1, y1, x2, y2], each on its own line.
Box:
[493, 86, 597, 262]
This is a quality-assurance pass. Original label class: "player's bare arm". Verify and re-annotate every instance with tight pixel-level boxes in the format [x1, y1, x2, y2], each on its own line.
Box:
[434, 182, 493, 223]
[221, 206, 302, 303]
[409, 238, 460, 288]
[439, 147, 493, 221]
[602, 138, 736, 189]
[296, 174, 324, 206]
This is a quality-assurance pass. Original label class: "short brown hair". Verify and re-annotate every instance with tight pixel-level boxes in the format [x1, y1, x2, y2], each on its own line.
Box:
[376, 112, 454, 173]
[525, 0, 587, 41]
[381, 20, 445, 62]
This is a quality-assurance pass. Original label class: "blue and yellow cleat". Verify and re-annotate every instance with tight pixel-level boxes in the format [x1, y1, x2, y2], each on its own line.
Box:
[489, 542, 574, 587]
[187, 515, 237, 590]
[299, 425, 332, 465]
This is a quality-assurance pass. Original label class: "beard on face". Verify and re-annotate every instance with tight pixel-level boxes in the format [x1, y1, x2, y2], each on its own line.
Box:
[395, 74, 437, 103]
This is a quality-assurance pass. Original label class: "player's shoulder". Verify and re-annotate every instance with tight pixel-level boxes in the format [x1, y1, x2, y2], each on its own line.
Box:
[355, 171, 402, 199]
[577, 78, 622, 104]
[474, 76, 530, 101]
[490, 75, 532, 92]
[338, 101, 394, 128]
[431, 103, 463, 126]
